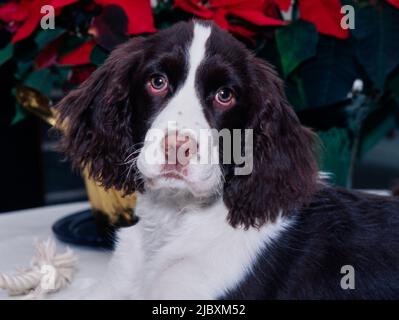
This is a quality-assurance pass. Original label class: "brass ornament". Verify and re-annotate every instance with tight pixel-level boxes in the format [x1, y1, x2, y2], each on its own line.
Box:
[16, 85, 136, 227]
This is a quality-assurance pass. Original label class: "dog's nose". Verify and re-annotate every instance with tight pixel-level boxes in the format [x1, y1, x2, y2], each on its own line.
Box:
[162, 131, 198, 171]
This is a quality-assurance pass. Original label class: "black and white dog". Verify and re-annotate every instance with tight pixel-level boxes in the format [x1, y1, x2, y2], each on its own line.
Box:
[56, 21, 399, 299]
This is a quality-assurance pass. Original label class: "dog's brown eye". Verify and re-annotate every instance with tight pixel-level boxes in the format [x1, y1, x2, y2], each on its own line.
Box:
[148, 74, 168, 96]
[214, 88, 236, 110]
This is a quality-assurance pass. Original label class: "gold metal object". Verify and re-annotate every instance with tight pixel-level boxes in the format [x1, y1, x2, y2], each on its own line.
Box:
[83, 169, 136, 226]
[15, 85, 56, 126]
[16, 85, 136, 227]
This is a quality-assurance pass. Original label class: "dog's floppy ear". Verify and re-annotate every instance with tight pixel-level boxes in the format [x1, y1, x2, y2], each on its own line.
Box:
[223, 58, 319, 229]
[55, 38, 145, 193]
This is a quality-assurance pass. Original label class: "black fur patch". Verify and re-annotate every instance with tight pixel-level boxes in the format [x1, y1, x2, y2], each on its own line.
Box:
[222, 187, 399, 299]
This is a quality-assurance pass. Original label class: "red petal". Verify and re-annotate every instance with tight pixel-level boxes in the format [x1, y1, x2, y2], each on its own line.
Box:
[210, 0, 257, 9]
[213, 9, 229, 29]
[69, 65, 97, 84]
[387, 0, 399, 9]
[211, 0, 276, 11]
[229, 9, 286, 26]
[35, 37, 62, 69]
[51, 0, 80, 8]
[228, 24, 256, 39]
[273, 0, 291, 12]
[95, 0, 156, 35]
[176, 0, 285, 39]
[299, 0, 349, 39]
[174, 0, 213, 19]
[12, 12, 41, 43]
[11, 0, 49, 43]
[58, 40, 96, 66]
[0, 2, 28, 23]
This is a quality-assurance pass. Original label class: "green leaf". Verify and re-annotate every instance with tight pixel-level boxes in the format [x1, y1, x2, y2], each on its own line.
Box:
[358, 103, 397, 158]
[54, 66, 71, 86]
[10, 88, 28, 125]
[285, 72, 308, 110]
[22, 67, 71, 98]
[15, 60, 33, 80]
[90, 45, 109, 66]
[317, 127, 353, 187]
[153, 0, 174, 15]
[276, 20, 318, 77]
[23, 69, 54, 96]
[11, 102, 28, 125]
[34, 28, 65, 50]
[287, 35, 359, 109]
[0, 43, 14, 66]
[59, 36, 88, 56]
[352, 2, 399, 90]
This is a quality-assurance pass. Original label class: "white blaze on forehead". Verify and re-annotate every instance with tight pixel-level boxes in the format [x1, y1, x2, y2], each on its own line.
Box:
[185, 23, 212, 95]
[137, 23, 222, 197]
[150, 23, 212, 133]
[144, 23, 215, 165]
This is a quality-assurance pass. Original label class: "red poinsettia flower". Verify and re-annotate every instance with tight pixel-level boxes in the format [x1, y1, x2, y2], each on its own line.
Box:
[298, 0, 349, 39]
[58, 40, 96, 66]
[0, 1, 28, 24]
[35, 35, 96, 69]
[274, 0, 291, 12]
[387, 0, 399, 9]
[174, 0, 286, 39]
[254, 0, 352, 39]
[94, 0, 156, 35]
[59, 0, 156, 66]
[0, 0, 80, 43]
[69, 65, 97, 84]
[34, 35, 64, 69]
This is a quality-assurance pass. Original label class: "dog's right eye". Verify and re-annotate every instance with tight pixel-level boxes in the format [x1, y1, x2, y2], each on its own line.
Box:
[147, 74, 169, 96]
[213, 87, 236, 110]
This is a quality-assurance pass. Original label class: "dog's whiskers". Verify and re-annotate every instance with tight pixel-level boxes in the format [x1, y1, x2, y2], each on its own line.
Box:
[121, 145, 144, 165]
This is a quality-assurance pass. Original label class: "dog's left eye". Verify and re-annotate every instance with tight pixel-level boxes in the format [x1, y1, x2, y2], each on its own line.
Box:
[147, 74, 169, 96]
[213, 88, 236, 110]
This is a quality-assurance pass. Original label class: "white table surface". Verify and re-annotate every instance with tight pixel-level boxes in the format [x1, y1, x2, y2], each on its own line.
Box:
[0, 202, 112, 300]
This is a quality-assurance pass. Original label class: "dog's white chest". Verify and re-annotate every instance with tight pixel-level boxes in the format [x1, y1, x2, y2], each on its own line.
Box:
[115, 194, 290, 300]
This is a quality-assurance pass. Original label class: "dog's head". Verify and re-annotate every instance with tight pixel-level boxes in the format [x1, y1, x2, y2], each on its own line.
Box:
[56, 21, 318, 228]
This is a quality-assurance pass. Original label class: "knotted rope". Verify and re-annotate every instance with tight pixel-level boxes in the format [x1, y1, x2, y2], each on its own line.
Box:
[0, 238, 76, 299]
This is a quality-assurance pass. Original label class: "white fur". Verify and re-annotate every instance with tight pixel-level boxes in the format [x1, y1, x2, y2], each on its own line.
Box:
[137, 23, 221, 198]
[84, 193, 290, 300]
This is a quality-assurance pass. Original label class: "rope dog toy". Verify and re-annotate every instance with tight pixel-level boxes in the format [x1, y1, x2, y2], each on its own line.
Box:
[0, 238, 76, 299]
